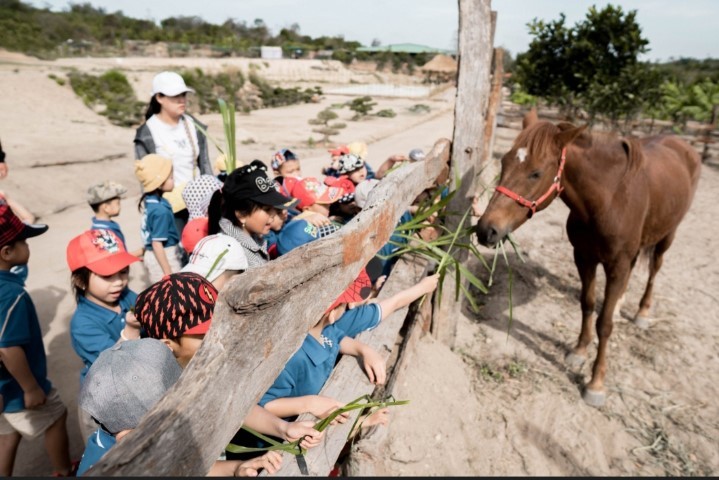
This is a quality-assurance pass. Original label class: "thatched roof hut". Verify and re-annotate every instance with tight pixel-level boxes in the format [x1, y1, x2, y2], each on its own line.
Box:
[421, 54, 458, 73]
[420, 54, 458, 84]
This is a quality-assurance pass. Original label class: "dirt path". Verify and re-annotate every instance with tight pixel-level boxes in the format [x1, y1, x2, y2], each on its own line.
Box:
[377, 111, 719, 476]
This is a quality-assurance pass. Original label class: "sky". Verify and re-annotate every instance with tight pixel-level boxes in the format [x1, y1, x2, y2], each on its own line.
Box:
[25, 0, 719, 62]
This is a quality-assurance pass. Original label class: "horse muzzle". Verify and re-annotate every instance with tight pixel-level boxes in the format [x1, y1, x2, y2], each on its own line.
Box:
[474, 218, 509, 247]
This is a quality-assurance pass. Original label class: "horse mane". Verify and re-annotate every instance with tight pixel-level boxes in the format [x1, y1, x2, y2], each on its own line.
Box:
[518, 120, 645, 176]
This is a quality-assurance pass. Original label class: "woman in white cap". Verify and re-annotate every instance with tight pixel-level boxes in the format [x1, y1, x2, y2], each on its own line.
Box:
[133, 71, 213, 236]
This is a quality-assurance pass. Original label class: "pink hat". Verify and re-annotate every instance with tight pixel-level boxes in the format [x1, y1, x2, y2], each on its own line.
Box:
[67, 229, 139, 275]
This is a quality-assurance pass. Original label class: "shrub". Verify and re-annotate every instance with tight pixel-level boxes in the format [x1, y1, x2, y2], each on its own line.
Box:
[376, 108, 396, 118]
[68, 69, 144, 127]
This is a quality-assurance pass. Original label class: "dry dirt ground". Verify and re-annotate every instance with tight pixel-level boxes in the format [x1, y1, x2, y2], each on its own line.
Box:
[2, 50, 717, 476]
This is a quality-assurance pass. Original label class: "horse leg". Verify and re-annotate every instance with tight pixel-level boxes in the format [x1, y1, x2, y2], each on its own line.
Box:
[634, 232, 675, 329]
[583, 259, 632, 407]
[566, 249, 598, 369]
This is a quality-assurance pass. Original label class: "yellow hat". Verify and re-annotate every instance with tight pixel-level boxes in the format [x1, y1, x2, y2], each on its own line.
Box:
[134, 154, 173, 193]
[347, 141, 368, 160]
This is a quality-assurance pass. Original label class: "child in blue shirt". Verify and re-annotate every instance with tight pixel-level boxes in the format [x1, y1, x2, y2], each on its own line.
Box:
[0, 202, 75, 477]
[135, 154, 183, 283]
[76, 338, 282, 477]
[66, 228, 143, 442]
[87, 180, 145, 259]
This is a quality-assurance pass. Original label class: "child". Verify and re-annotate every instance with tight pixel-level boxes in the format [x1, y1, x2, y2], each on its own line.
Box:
[66, 228, 143, 441]
[179, 174, 223, 256]
[290, 176, 346, 221]
[0, 202, 74, 477]
[335, 153, 369, 185]
[133, 272, 324, 450]
[76, 338, 282, 476]
[181, 233, 248, 290]
[87, 180, 128, 247]
[324, 176, 359, 223]
[271, 148, 302, 179]
[0, 189, 35, 283]
[135, 153, 183, 283]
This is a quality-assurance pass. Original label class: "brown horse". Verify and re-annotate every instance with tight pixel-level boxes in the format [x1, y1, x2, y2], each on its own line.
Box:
[474, 114, 701, 407]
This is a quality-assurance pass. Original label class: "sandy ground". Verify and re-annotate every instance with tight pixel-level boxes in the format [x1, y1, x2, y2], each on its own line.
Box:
[2, 50, 717, 476]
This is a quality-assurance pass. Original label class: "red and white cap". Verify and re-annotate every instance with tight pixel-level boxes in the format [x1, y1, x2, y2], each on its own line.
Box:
[66, 229, 139, 275]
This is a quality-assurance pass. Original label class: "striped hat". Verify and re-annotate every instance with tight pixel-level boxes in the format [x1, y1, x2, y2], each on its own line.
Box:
[135, 272, 218, 340]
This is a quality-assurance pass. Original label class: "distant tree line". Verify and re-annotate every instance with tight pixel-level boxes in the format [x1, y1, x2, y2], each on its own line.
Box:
[0, 0, 361, 58]
[507, 3, 719, 133]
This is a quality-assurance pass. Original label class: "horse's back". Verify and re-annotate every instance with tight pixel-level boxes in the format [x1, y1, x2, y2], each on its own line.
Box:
[638, 134, 701, 242]
[640, 134, 701, 193]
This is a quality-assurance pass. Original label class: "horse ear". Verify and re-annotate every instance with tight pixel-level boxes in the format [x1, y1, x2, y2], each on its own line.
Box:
[555, 123, 590, 148]
[522, 107, 538, 129]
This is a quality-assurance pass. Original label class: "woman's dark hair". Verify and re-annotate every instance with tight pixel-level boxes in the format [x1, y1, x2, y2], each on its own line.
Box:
[71, 267, 91, 303]
[144, 94, 163, 120]
[207, 189, 264, 235]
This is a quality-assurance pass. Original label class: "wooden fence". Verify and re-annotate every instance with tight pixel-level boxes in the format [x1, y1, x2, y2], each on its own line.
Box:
[86, 0, 497, 476]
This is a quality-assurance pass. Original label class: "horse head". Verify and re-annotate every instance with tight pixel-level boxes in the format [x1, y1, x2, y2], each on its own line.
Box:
[474, 119, 587, 247]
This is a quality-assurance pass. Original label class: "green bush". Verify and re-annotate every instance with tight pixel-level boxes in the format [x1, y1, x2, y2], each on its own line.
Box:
[376, 108, 396, 118]
[68, 69, 144, 126]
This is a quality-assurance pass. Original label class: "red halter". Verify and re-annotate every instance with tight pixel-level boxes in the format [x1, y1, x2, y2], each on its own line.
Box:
[495, 147, 567, 217]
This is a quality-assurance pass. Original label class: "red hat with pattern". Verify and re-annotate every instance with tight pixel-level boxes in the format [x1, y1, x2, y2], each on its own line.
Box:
[291, 176, 345, 210]
[66, 229, 139, 275]
[0, 201, 48, 248]
[324, 175, 356, 204]
[134, 272, 218, 339]
[326, 267, 373, 313]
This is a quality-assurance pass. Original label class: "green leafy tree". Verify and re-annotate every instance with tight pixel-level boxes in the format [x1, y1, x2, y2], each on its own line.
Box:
[348, 96, 377, 120]
[514, 4, 657, 124]
[308, 108, 346, 145]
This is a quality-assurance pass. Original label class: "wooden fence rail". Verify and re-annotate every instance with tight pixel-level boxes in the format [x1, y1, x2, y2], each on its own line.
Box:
[87, 139, 451, 477]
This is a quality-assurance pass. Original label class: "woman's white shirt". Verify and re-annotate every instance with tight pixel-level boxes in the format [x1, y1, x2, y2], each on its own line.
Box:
[146, 114, 199, 185]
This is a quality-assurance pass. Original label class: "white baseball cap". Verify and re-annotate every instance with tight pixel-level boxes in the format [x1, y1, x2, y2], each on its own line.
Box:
[354, 179, 381, 209]
[151, 71, 195, 97]
[181, 234, 248, 282]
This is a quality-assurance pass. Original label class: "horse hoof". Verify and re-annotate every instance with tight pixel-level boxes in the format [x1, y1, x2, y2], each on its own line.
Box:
[582, 388, 606, 408]
[565, 352, 586, 369]
[633, 315, 651, 329]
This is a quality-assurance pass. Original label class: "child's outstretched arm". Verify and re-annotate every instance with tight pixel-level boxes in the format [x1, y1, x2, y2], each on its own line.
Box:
[339, 338, 386, 385]
[263, 395, 350, 425]
[0, 346, 46, 408]
[376, 273, 439, 321]
[208, 450, 282, 477]
[243, 405, 324, 450]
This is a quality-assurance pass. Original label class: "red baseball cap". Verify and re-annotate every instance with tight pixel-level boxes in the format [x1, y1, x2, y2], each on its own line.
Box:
[66, 229, 139, 275]
[0, 201, 48, 247]
[327, 268, 373, 313]
[291, 177, 345, 210]
[181, 216, 209, 255]
[328, 145, 350, 157]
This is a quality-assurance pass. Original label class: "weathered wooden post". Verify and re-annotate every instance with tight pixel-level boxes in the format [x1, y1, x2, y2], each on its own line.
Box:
[432, 0, 495, 347]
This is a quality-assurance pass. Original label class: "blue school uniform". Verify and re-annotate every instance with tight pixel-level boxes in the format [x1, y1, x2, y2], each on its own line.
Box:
[259, 303, 382, 405]
[0, 271, 52, 413]
[140, 194, 179, 249]
[226, 303, 382, 460]
[91, 217, 126, 248]
[76, 429, 116, 476]
[70, 289, 137, 383]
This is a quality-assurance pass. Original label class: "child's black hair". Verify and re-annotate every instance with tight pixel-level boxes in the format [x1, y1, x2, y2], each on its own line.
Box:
[207, 189, 265, 235]
[71, 267, 91, 303]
